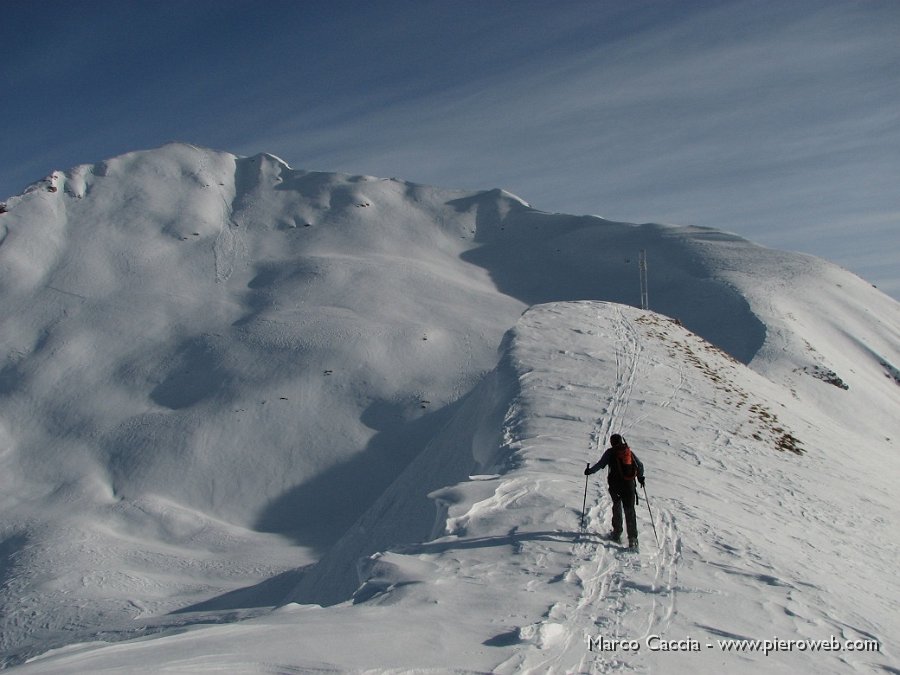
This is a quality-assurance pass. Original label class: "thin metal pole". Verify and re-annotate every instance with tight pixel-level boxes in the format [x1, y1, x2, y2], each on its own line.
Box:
[639, 249, 649, 310]
[580, 463, 590, 530]
[642, 483, 660, 547]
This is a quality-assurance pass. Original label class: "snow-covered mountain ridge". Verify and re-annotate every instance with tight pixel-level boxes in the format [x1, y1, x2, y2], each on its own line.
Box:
[1, 144, 898, 671]
[17, 301, 900, 673]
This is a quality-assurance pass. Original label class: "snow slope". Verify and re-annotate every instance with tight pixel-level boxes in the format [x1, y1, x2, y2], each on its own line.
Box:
[0, 144, 898, 670]
[17, 301, 899, 674]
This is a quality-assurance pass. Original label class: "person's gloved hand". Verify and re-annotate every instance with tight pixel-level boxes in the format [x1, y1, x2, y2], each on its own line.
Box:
[638, 476, 645, 487]
[584, 467, 591, 476]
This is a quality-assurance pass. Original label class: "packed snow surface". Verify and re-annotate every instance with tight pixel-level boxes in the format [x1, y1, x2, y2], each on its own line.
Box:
[0, 144, 898, 672]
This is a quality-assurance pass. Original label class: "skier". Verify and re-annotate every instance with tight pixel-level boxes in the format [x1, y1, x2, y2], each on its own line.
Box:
[584, 434, 645, 550]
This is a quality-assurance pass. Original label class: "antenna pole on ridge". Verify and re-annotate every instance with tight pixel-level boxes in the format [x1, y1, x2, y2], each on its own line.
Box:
[638, 249, 649, 310]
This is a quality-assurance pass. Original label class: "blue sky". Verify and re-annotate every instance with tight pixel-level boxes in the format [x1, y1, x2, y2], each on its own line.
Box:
[3, 0, 898, 298]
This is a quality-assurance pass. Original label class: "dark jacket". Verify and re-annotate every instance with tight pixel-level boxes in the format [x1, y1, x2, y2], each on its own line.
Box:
[587, 445, 645, 486]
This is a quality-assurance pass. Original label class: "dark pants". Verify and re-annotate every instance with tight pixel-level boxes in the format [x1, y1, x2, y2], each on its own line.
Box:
[609, 482, 638, 541]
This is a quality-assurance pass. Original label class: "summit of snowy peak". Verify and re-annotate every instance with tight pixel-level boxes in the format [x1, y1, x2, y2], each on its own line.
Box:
[253, 151, 291, 167]
[491, 187, 530, 207]
[444, 186, 531, 216]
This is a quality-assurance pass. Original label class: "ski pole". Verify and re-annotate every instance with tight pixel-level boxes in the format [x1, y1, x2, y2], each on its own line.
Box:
[642, 483, 660, 548]
[580, 463, 589, 530]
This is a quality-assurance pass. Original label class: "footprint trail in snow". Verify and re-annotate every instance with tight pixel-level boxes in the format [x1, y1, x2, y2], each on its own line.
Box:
[490, 303, 680, 674]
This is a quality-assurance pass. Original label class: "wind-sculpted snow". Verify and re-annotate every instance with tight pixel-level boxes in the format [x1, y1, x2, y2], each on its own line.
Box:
[292, 302, 896, 674]
[0, 144, 898, 669]
[17, 301, 899, 674]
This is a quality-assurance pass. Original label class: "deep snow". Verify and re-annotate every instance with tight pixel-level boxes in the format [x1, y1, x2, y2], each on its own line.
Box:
[0, 144, 897, 672]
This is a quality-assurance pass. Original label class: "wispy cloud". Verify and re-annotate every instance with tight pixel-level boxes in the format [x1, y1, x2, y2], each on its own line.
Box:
[246, 1, 900, 294]
[2, 0, 898, 296]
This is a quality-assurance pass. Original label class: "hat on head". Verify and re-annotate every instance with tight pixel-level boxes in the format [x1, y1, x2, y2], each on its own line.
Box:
[610, 434, 625, 447]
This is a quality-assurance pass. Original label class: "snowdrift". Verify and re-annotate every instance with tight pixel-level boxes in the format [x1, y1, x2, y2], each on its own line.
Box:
[0, 144, 898, 670]
[17, 301, 900, 674]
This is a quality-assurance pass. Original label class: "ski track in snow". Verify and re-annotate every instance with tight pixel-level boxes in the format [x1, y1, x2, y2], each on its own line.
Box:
[495, 304, 681, 674]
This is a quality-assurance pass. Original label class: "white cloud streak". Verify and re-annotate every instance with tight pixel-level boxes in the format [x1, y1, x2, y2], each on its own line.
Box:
[246, 0, 899, 296]
[3, 0, 898, 297]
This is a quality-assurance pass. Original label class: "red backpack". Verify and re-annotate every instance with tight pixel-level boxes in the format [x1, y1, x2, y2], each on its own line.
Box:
[615, 445, 637, 481]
